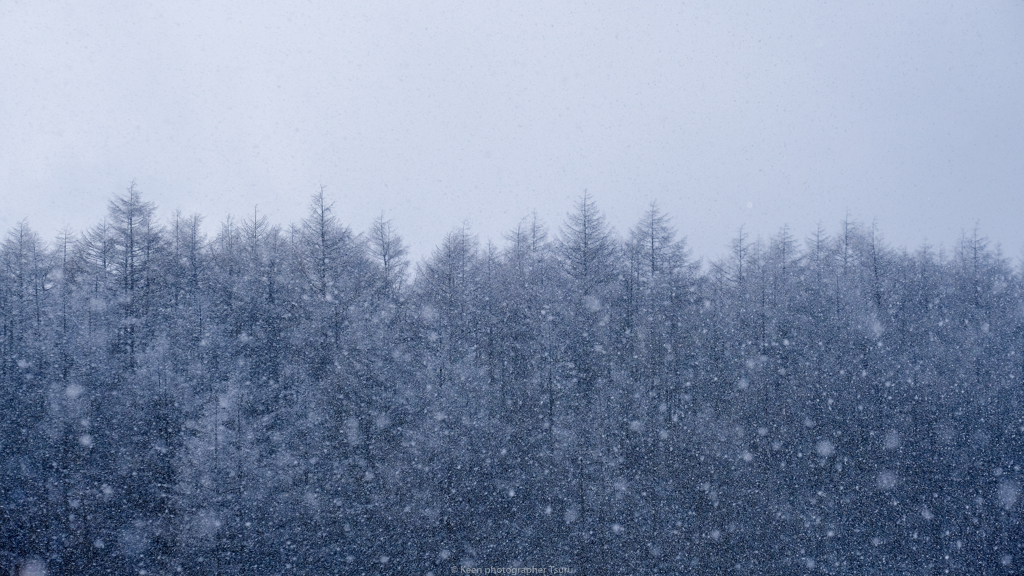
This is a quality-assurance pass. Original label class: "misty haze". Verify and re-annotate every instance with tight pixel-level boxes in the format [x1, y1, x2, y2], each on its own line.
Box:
[3, 1, 1024, 574]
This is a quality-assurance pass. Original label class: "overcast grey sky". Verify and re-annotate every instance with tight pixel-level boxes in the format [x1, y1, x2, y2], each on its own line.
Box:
[2, 0, 1023, 263]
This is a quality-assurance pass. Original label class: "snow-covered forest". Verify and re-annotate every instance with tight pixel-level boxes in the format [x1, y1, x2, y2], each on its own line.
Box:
[2, 187, 1023, 574]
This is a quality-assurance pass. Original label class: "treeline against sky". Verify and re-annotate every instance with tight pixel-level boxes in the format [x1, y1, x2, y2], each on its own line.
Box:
[2, 187, 1023, 574]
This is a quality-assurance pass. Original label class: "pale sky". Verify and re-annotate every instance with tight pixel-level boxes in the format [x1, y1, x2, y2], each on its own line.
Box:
[2, 0, 1023, 264]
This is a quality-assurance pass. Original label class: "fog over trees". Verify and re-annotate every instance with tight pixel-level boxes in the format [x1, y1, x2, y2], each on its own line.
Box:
[2, 187, 1023, 574]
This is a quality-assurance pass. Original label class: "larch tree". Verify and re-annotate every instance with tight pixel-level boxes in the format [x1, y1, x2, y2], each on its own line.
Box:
[368, 213, 409, 301]
[555, 192, 623, 573]
[556, 191, 618, 295]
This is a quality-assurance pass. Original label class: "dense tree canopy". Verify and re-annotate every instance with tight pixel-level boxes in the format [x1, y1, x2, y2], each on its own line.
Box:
[2, 187, 1023, 574]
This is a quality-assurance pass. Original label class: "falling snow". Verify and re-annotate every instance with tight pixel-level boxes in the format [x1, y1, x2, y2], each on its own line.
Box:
[1, 193, 1022, 573]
